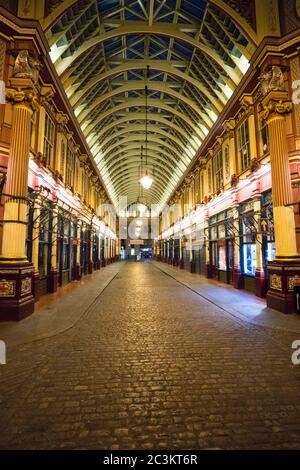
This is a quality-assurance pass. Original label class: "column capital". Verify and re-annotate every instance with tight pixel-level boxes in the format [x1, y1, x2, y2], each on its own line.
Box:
[6, 79, 54, 112]
[6, 82, 39, 112]
[260, 91, 292, 121]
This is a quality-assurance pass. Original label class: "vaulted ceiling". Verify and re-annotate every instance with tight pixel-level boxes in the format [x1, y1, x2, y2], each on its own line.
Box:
[43, 0, 257, 211]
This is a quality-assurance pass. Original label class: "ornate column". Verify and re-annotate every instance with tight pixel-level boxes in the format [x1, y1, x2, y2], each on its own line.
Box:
[0, 78, 40, 320]
[261, 87, 300, 312]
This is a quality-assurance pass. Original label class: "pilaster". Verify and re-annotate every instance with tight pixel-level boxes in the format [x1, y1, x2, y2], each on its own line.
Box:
[261, 89, 300, 312]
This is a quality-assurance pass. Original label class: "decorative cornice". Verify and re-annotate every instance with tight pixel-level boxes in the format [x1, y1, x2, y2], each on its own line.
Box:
[55, 110, 69, 127]
[66, 131, 74, 141]
[240, 93, 254, 111]
[78, 154, 88, 165]
[40, 84, 55, 104]
[223, 118, 236, 133]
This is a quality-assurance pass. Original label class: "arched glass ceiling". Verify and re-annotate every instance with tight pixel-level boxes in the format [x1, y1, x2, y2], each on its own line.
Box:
[44, 0, 257, 212]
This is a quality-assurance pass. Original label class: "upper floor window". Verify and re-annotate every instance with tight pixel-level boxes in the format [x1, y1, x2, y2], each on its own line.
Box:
[60, 141, 65, 175]
[237, 119, 250, 171]
[30, 111, 36, 149]
[83, 173, 89, 202]
[184, 187, 189, 214]
[259, 118, 269, 155]
[215, 148, 223, 191]
[224, 145, 230, 181]
[208, 166, 212, 194]
[200, 173, 204, 200]
[194, 173, 200, 204]
[66, 147, 74, 188]
[44, 113, 55, 166]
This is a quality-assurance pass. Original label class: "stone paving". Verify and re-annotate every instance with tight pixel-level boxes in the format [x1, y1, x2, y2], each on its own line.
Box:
[0, 261, 300, 450]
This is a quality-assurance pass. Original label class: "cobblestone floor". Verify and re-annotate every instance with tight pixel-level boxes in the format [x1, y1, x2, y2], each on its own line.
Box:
[1, 261, 300, 450]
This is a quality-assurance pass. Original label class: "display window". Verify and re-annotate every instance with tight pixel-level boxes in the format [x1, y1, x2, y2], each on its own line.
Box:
[209, 213, 233, 275]
[38, 207, 52, 277]
[240, 201, 257, 276]
[243, 244, 257, 276]
[266, 242, 276, 262]
[62, 220, 71, 270]
[218, 239, 227, 271]
[261, 192, 275, 265]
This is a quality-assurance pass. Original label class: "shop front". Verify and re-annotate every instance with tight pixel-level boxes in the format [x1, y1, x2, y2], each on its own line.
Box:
[57, 209, 72, 287]
[93, 231, 101, 269]
[36, 203, 53, 296]
[70, 220, 79, 281]
[260, 191, 275, 296]
[240, 200, 257, 293]
[173, 236, 180, 266]
[80, 223, 91, 274]
[208, 211, 235, 284]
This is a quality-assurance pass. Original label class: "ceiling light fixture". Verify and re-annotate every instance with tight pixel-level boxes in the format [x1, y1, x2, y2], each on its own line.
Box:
[140, 65, 153, 190]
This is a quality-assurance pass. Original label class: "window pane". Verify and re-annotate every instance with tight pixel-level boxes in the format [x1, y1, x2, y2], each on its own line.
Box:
[243, 244, 256, 276]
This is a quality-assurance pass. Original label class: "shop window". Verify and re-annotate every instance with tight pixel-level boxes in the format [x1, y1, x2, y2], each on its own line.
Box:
[26, 205, 34, 262]
[38, 208, 51, 277]
[62, 220, 71, 270]
[215, 148, 223, 191]
[237, 119, 250, 171]
[218, 239, 227, 271]
[261, 196, 275, 264]
[66, 147, 74, 188]
[243, 244, 257, 276]
[241, 207, 257, 276]
[43, 112, 55, 166]
[266, 242, 276, 261]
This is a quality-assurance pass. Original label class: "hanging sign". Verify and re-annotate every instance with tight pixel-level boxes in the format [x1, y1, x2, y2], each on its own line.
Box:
[261, 218, 268, 233]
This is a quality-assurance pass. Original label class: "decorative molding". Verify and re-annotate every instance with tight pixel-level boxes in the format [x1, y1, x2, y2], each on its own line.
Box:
[230, 173, 239, 187]
[223, 118, 236, 132]
[259, 65, 285, 97]
[55, 111, 69, 128]
[270, 273, 282, 291]
[0, 280, 16, 297]
[13, 50, 41, 85]
[288, 275, 300, 291]
[21, 277, 32, 296]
